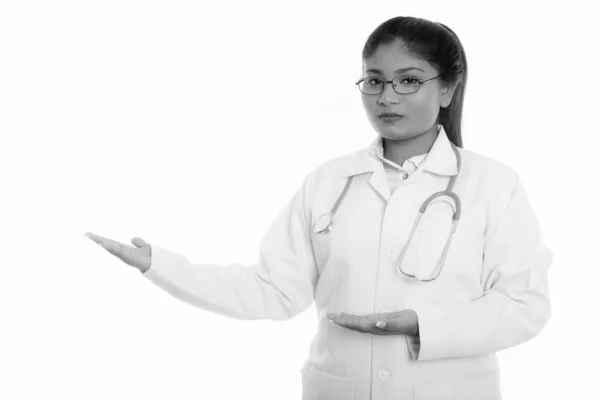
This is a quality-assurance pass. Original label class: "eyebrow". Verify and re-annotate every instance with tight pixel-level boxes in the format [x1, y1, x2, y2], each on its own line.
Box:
[364, 67, 425, 75]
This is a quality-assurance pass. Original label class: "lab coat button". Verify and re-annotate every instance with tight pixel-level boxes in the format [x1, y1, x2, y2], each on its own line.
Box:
[403, 173, 409, 179]
[378, 369, 390, 381]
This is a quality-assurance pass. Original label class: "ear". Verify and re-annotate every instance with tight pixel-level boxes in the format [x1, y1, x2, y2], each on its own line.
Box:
[440, 82, 458, 109]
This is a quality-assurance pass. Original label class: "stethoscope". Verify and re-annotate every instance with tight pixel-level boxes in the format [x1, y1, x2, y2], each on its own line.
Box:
[313, 141, 462, 283]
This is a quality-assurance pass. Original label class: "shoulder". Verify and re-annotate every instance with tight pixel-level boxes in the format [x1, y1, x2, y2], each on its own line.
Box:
[459, 147, 521, 191]
[303, 147, 367, 184]
[458, 148, 526, 236]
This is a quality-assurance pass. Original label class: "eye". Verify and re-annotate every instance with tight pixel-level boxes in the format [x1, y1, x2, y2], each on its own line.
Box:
[400, 77, 419, 84]
[367, 77, 383, 85]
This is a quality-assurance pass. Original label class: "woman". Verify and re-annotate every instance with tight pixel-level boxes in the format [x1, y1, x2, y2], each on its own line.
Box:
[86, 16, 552, 400]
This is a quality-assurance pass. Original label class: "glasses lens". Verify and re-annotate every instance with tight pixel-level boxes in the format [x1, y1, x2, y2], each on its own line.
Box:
[393, 76, 420, 94]
[359, 76, 384, 94]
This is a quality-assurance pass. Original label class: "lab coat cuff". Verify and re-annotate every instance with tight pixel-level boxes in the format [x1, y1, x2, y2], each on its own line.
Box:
[405, 334, 421, 360]
[142, 243, 190, 285]
[405, 304, 445, 361]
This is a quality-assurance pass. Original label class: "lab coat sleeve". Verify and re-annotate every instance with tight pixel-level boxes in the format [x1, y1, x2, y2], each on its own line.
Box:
[141, 171, 319, 321]
[406, 172, 553, 361]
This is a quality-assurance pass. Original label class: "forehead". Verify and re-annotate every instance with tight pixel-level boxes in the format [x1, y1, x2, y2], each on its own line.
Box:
[364, 42, 430, 75]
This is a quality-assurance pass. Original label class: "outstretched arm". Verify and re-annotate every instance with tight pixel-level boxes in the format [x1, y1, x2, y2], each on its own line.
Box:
[142, 172, 320, 321]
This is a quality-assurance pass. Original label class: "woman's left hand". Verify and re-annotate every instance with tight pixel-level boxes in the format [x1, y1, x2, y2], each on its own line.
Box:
[327, 309, 419, 336]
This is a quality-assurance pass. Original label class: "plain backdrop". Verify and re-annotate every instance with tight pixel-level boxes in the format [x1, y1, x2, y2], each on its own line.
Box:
[1, 0, 598, 399]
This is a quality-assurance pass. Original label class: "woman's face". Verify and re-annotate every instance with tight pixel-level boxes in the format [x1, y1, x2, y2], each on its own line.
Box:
[361, 41, 454, 141]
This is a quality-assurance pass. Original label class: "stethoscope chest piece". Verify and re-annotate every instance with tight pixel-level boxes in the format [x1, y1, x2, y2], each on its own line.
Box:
[313, 212, 334, 235]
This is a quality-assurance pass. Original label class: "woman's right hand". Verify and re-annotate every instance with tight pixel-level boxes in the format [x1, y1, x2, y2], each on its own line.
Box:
[85, 232, 152, 273]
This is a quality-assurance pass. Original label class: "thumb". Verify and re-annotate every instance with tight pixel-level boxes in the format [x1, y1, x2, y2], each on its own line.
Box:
[131, 237, 149, 248]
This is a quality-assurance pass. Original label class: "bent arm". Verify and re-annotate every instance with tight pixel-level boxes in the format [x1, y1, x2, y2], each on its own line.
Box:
[407, 173, 553, 361]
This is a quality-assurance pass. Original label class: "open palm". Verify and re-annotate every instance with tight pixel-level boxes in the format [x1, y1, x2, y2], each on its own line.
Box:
[85, 232, 151, 272]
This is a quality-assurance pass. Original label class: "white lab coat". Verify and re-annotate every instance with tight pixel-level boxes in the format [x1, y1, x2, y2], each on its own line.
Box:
[142, 125, 552, 400]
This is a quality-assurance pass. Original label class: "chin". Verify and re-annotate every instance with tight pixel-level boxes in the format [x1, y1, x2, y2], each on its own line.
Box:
[378, 125, 409, 136]
[380, 129, 422, 142]
[381, 133, 408, 141]
[370, 119, 405, 134]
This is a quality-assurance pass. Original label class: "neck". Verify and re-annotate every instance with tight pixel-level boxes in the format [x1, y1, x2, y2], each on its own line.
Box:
[382, 124, 439, 166]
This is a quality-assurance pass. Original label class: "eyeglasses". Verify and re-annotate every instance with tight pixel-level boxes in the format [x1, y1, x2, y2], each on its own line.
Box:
[355, 74, 442, 95]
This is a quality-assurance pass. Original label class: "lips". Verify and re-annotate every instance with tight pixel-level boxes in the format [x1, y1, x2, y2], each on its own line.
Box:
[379, 113, 403, 117]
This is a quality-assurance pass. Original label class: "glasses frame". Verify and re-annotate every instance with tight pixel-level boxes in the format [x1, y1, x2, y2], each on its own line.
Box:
[355, 74, 442, 95]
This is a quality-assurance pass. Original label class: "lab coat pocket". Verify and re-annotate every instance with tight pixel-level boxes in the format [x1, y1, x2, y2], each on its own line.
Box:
[414, 377, 501, 400]
[301, 363, 354, 400]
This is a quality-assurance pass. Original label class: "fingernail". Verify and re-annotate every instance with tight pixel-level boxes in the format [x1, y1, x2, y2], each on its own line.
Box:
[376, 321, 386, 328]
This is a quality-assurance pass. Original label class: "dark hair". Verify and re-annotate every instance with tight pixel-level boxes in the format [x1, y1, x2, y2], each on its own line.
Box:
[362, 17, 468, 148]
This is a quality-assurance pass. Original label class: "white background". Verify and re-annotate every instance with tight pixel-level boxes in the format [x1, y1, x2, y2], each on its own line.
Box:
[1, 0, 598, 399]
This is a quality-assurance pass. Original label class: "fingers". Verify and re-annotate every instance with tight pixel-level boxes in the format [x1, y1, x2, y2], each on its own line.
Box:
[86, 231, 128, 260]
[85, 232, 116, 248]
[324, 311, 400, 336]
[104, 240, 126, 259]
[86, 232, 108, 250]
[87, 232, 141, 250]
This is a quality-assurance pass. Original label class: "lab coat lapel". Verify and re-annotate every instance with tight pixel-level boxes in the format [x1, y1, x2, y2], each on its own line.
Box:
[340, 125, 459, 202]
[339, 146, 390, 202]
[421, 125, 459, 177]
[368, 164, 391, 202]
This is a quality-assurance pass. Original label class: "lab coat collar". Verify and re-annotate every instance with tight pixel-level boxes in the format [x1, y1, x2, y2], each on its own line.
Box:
[341, 124, 459, 178]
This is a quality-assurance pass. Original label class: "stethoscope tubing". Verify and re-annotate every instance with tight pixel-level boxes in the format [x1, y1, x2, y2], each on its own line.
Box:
[314, 141, 462, 282]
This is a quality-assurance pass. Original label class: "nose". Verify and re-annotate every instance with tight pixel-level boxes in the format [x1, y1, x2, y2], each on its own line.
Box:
[377, 81, 401, 105]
